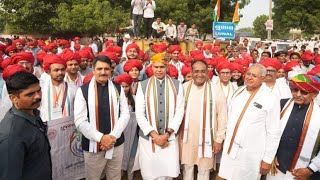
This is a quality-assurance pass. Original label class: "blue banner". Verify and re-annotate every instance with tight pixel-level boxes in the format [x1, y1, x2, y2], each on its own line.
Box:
[213, 22, 236, 39]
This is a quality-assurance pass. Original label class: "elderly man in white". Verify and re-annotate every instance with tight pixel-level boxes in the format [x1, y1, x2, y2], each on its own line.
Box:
[218, 64, 282, 180]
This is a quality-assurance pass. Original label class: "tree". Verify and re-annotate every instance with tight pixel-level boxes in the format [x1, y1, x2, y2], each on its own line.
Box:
[253, 15, 268, 39]
[1, 0, 57, 34]
[273, 0, 320, 35]
[237, 27, 253, 33]
[51, 0, 130, 35]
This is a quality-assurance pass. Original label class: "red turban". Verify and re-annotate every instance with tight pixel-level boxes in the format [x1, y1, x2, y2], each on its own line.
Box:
[74, 44, 81, 51]
[43, 43, 57, 52]
[27, 41, 37, 48]
[216, 61, 234, 72]
[1, 58, 12, 69]
[307, 65, 320, 76]
[290, 74, 320, 93]
[195, 41, 203, 47]
[181, 65, 192, 76]
[13, 39, 24, 47]
[145, 65, 154, 78]
[231, 62, 245, 74]
[60, 49, 81, 63]
[211, 47, 220, 54]
[11, 52, 34, 65]
[168, 45, 181, 53]
[150, 43, 167, 53]
[5, 45, 17, 55]
[138, 51, 149, 62]
[126, 43, 140, 53]
[284, 61, 301, 72]
[189, 50, 202, 58]
[2, 64, 28, 81]
[112, 46, 122, 55]
[260, 58, 282, 70]
[59, 39, 70, 48]
[123, 59, 143, 72]
[74, 37, 81, 41]
[184, 56, 193, 66]
[83, 72, 94, 84]
[314, 55, 320, 65]
[37, 40, 46, 48]
[213, 41, 220, 47]
[167, 64, 178, 79]
[234, 58, 250, 68]
[206, 58, 217, 67]
[193, 53, 206, 61]
[213, 56, 227, 65]
[178, 53, 186, 62]
[203, 44, 212, 50]
[301, 50, 314, 62]
[104, 40, 114, 48]
[43, 54, 66, 72]
[98, 51, 120, 64]
[36, 50, 47, 63]
[79, 49, 91, 59]
[114, 74, 133, 86]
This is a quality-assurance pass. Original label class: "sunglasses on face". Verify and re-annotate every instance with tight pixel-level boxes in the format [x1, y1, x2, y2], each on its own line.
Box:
[290, 87, 309, 96]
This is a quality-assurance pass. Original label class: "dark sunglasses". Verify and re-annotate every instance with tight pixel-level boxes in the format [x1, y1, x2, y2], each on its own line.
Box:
[290, 87, 309, 96]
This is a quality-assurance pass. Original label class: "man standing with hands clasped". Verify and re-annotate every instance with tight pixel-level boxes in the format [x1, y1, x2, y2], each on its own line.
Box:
[218, 64, 282, 180]
[134, 53, 184, 180]
[74, 56, 130, 180]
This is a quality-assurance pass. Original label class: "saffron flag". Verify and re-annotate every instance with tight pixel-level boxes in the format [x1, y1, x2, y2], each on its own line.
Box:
[212, 0, 220, 22]
[233, 0, 240, 25]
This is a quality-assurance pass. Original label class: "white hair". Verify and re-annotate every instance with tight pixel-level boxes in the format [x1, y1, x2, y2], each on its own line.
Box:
[249, 64, 267, 77]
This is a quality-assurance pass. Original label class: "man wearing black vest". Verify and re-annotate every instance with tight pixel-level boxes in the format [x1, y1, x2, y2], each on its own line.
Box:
[74, 56, 130, 180]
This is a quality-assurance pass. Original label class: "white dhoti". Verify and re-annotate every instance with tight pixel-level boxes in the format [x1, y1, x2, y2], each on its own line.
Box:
[136, 137, 180, 180]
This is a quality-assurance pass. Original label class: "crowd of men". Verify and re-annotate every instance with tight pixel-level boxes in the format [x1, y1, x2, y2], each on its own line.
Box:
[0, 33, 320, 180]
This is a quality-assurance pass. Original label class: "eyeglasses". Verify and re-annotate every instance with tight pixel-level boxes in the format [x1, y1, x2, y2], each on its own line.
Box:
[266, 69, 277, 74]
[290, 87, 309, 96]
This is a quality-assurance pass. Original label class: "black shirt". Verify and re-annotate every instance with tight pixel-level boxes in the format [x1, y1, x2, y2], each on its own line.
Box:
[0, 107, 52, 180]
[277, 99, 310, 173]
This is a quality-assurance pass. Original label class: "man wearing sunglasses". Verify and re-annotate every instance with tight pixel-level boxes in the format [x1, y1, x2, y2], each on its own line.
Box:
[267, 74, 320, 180]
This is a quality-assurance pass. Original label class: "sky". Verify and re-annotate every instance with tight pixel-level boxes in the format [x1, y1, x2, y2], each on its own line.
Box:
[237, 0, 270, 29]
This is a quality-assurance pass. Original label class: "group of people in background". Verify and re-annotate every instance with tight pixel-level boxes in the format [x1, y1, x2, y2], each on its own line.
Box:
[0, 33, 320, 180]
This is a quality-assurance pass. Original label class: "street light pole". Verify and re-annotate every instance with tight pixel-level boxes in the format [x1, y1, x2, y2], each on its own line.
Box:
[267, 0, 272, 40]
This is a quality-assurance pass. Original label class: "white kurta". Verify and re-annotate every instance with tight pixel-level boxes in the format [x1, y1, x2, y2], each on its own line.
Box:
[266, 78, 292, 100]
[134, 78, 185, 179]
[219, 84, 281, 180]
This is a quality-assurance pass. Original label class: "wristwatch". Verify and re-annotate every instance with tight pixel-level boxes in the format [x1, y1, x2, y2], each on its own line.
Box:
[165, 128, 174, 136]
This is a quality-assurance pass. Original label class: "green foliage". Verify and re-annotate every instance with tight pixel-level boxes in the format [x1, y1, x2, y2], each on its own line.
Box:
[253, 15, 268, 39]
[237, 27, 253, 33]
[0, 0, 250, 35]
[273, 0, 320, 35]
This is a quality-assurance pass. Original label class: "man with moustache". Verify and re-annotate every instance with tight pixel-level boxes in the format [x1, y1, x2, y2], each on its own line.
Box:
[267, 74, 320, 180]
[0, 71, 52, 180]
[218, 64, 282, 180]
[74, 56, 130, 180]
[61, 49, 83, 88]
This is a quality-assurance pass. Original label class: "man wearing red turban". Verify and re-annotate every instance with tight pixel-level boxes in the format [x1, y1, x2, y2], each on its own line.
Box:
[78, 49, 93, 78]
[11, 52, 34, 73]
[40, 53, 76, 122]
[43, 43, 58, 54]
[123, 59, 143, 95]
[61, 49, 83, 87]
[2, 64, 28, 81]
[215, 61, 236, 103]
[13, 39, 25, 52]
[203, 44, 212, 58]
[5, 46, 17, 57]
[181, 65, 192, 82]
[301, 50, 315, 73]
[168, 45, 184, 82]
[195, 41, 203, 50]
[260, 58, 292, 99]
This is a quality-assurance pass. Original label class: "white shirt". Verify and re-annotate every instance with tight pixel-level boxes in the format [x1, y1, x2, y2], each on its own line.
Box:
[131, 0, 144, 15]
[89, 43, 98, 55]
[122, 41, 132, 58]
[143, 0, 156, 18]
[152, 22, 166, 31]
[165, 24, 177, 38]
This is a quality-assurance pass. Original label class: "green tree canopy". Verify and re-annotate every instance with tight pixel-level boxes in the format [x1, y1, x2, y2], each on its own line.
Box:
[273, 0, 320, 35]
[1, 0, 250, 36]
[253, 15, 268, 39]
